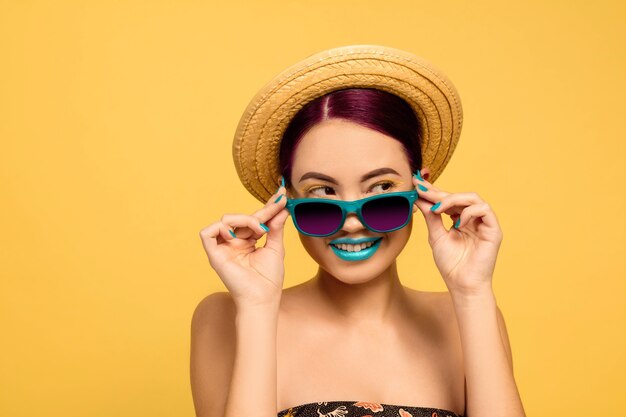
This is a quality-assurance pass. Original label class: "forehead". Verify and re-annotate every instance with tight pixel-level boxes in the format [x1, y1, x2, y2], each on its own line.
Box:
[291, 119, 410, 178]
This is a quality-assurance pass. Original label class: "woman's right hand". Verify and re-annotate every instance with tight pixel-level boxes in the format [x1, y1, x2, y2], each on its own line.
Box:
[199, 182, 290, 309]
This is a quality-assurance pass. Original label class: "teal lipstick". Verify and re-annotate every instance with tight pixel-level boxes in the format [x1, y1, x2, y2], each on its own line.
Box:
[329, 237, 383, 261]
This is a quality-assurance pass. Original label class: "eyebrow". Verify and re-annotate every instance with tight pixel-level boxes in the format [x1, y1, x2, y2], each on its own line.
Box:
[298, 167, 401, 185]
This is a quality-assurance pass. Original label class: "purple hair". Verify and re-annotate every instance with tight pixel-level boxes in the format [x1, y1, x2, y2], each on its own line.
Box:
[278, 88, 423, 189]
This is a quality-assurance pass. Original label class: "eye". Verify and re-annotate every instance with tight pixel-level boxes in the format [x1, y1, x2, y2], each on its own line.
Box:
[306, 185, 336, 196]
[371, 181, 396, 193]
[306, 181, 397, 197]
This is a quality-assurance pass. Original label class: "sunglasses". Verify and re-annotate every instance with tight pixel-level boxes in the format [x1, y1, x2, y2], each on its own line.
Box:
[284, 189, 419, 237]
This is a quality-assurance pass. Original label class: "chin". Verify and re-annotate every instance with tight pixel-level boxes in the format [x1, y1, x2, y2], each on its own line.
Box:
[325, 268, 384, 285]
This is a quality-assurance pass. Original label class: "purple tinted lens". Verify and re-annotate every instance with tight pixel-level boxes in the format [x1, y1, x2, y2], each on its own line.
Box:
[362, 195, 410, 231]
[294, 202, 343, 235]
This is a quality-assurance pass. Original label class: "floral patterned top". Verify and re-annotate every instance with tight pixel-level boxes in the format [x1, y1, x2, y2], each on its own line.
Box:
[277, 400, 464, 417]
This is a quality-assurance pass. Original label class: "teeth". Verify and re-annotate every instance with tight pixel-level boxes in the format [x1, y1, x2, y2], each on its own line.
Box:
[332, 241, 377, 252]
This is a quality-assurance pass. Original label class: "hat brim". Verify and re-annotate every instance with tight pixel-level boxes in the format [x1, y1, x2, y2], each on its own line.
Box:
[232, 44, 463, 204]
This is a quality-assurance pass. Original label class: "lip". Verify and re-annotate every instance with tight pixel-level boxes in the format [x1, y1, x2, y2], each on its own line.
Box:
[329, 236, 381, 245]
[329, 237, 383, 262]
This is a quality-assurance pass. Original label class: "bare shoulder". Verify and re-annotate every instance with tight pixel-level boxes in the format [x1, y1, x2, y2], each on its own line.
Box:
[190, 290, 237, 354]
[190, 291, 237, 417]
[405, 288, 456, 310]
[191, 291, 238, 346]
[192, 291, 237, 326]
[404, 288, 460, 330]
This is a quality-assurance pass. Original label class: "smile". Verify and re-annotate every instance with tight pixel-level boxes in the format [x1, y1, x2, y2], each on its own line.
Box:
[329, 237, 383, 261]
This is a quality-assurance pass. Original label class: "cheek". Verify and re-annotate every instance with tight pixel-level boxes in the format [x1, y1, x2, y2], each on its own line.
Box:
[383, 218, 413, 250]
[298, 234, 327, 256]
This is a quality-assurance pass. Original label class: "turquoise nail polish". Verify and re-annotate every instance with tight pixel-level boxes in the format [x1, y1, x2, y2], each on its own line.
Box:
[430, 201, 441, 212]
[454, 218, 460, 229]
[229, 229, 237, 238]
[414, 170, 424, 180]
[274, 194, 283, 203]
[418, 184, 428, 192]
[260, 223, 269, 232]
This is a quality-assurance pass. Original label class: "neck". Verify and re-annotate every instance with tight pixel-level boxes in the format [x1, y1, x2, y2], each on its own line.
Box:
[307, 261, 410, 325]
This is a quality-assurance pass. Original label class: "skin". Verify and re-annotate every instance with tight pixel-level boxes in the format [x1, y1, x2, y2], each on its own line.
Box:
[195, 117, 524, 417]
[275, 118, 466, 413]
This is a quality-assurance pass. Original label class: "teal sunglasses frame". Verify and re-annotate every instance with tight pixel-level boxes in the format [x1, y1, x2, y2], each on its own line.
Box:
[284, 189, 419, 237]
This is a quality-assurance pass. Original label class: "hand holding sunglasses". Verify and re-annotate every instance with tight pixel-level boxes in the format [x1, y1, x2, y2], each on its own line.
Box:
[411, 171, 504, 298]
[198, 181, 290, 309]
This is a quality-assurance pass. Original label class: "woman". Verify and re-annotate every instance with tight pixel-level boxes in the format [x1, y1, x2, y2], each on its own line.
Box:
[192, 45, 525, 417]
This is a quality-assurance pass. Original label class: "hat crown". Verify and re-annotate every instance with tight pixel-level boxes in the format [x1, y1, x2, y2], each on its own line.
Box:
[232, 44, 463, 204]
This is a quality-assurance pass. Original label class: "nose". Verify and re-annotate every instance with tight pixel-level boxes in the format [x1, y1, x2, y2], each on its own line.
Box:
[340, 211, 366, 233]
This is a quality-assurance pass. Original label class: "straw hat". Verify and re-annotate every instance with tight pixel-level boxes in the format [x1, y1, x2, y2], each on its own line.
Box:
[232, 44, 463, 204]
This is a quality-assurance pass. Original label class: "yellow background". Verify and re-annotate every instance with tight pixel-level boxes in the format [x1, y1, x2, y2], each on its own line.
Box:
[1, 1, 624, 416]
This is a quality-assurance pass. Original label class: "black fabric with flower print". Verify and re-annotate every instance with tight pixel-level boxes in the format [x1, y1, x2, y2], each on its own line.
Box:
[277, 400, 464, 417]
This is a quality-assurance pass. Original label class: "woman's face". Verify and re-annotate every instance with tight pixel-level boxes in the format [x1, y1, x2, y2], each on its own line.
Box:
[286, 118, 426, 284]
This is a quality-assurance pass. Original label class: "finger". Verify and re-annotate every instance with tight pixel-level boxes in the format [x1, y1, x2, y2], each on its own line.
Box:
[199, 221, 223, 253]
[411, 176, 449, 204]
[263, 207, 290, 256]
[221, 213, 270, 239]
[413, 195, 447, 244]
[251, 184, 289, 225]
[412, 173, 441, 191]
[218, 221, 249, 242]
[199, 220, 239, 247]
[455, 202, 500, 230]
[428, 192, 485, 216]
[199, 221, 236, 265]
[449, 213, 461, 230]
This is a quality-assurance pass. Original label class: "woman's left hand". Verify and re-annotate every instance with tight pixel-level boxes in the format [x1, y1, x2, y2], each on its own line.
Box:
[412, 174, 503, 296]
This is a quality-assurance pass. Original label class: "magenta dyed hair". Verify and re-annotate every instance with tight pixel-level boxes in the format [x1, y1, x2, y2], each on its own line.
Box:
[278, 88, 423, 189]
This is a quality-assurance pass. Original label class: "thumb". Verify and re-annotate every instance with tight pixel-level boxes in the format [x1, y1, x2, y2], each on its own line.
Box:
[263, 207, 290, 255]
[414, 197, 447, 244]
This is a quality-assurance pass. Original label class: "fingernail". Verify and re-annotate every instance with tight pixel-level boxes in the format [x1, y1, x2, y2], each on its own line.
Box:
[274, 194, 283, 203]
[418, 184, 428, 192]
[414, 169, 424, 181]
[229, 229, 237, 238]
[430, 202, 441, 212]
[260, 223, 270, 232]
[454, 218, 460, 229]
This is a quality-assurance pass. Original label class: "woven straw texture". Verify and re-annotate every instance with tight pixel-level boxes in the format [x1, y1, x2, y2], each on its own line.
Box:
[232, 44, 463, 204]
